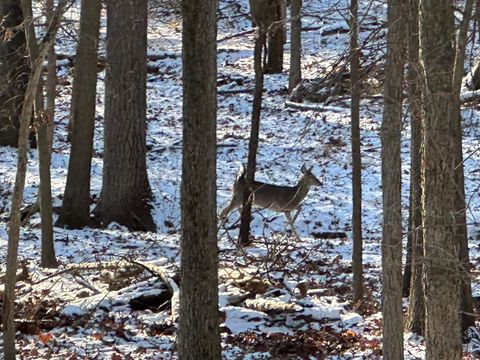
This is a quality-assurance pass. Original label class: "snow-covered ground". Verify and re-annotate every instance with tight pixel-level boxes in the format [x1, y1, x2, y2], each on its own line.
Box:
[1, 0, 480, 358]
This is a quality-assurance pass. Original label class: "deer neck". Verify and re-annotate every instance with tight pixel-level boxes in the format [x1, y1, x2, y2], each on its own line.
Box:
[292, 176, 311, 205]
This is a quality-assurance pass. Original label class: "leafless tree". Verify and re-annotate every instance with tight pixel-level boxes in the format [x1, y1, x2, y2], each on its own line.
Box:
[93, 0, 156, 232]
[3, 3, 69, 357]
[288, 0, 302, 92]
[349, 0, 363, 304]
[421, 0, 462, 357]
[380, 0, 406, 358]
[178, 0, 221, 358]
[58, 0, 102, 229]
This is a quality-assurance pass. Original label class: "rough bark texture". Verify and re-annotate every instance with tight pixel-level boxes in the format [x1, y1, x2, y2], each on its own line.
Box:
[350, 0, 363, 304]
[405, 0, 425, 336]
[2, 2, 67, 357]
[94, 0, 156, 232]
[239, 31, 265, 246]
[177, 0, 221, 358]
[58, 0, 102, 229]
[452, 0, 475, 334]
[0, 0, 29, 147]
[288, 0, 302, 92]
[420, 0, 462, 358]
[380, 0, 406, 358]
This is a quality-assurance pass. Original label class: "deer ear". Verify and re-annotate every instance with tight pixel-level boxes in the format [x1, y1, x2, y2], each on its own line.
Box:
[308, 166, 313, 172]
[301, 164, 307, 173]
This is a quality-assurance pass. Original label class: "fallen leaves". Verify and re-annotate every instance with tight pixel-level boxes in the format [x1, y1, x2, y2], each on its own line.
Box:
[38, 332, 53, 344]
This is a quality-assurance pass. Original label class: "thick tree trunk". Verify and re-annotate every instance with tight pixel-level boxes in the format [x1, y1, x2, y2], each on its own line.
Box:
[58, 0, 102, 229]
[288, 0, 302, 92]
[177, 0, 221, 358]
[94, 0, 156, 232]
[350, 0, 363, 304]
[380, 0, 406, 358]
[420, 0, 462, 358]
[239, 31, 265, 246]
[2, 3, 67, 357]
[452, 0, 475, 334]
[265, 0, 285, 74]
[404, 0, 424, 336]
[0, 0, 29, 147]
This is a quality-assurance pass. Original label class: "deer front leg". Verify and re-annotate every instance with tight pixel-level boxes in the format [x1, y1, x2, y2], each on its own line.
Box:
[220, 199, 237, 220]
[284, 211, 300, 240]
[291, 205, 302, 224]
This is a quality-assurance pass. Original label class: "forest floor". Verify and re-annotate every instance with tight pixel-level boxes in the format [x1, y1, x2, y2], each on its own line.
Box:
[2, 0, 480, 358]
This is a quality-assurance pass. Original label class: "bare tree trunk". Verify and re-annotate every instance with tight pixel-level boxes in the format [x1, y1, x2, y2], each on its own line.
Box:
[349, 0, 363, 304]
[37, 0, 57, 267]
[57, 0, 102, 229]
[239, 30, 265, 246]
[0, 0, 29, 147]
[21, 0, 57, 268]
[405, 0, 425, 336]
[381, 0, 406, 358]
[420, 0, 462, 358]
[452, 0, 475, 334]
[94, 0, 156, 232]
[45, 0, 56, 151]
[178, 0, 220, 358]
[2, 3, 68, 357]
[288, 0, 302, 92]
[265, 0, 285, 74]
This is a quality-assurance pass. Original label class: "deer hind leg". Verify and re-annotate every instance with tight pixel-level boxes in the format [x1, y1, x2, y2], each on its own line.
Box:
[284, 211, 300, 240]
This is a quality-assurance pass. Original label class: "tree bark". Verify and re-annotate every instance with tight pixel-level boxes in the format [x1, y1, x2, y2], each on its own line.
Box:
[350, 0, 363, 304]
[0, 0, 29, 147]
[420, 0, 462, 358]
[288, 0, 302, 92]
[239, 31, 265, 246]
[57, 0, 102, 229]
[452, 0, 475, 334]
[20, 0, 58, 268]
[177, 0, 221, 358]
[2, 2, 68, 357]
[265, 0, 285, 74]
[94, 0, 156, 232]
[39, 0, 57, 268]
[380, 0, 406, 358]
[404, 0, 425, 336]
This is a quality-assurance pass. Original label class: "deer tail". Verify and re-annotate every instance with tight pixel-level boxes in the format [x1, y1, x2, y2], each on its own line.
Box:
[236, 163, 246, 181]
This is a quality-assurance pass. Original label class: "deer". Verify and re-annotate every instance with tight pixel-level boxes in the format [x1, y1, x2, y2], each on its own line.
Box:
[219, 164, 322, 239]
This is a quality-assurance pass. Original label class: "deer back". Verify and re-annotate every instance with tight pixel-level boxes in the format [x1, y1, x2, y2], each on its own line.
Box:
[250, 179, 310, 213]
